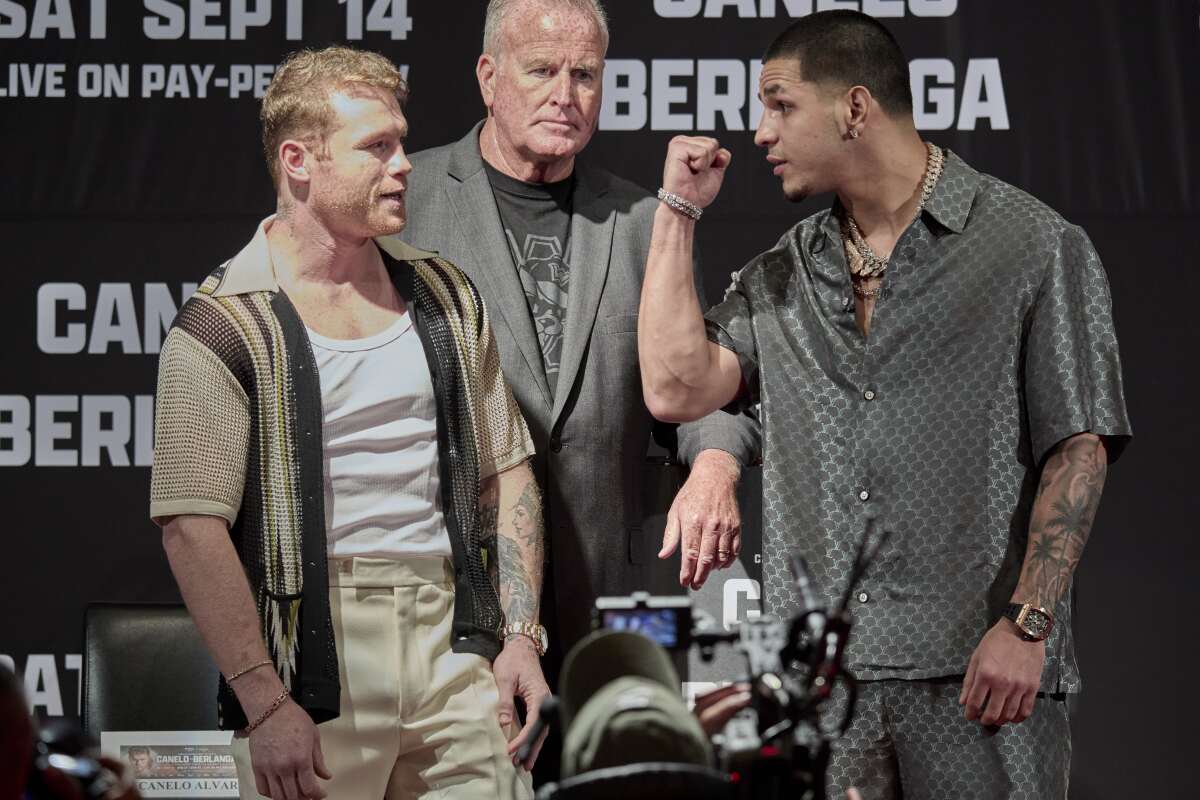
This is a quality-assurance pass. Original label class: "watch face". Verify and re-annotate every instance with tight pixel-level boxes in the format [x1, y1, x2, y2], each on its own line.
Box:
[1020, 608, 1053, 639]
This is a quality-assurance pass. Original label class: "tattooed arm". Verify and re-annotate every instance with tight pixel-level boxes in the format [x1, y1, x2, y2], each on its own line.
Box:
[1011, 433, 1108, 609]
[481, 458, 549, 768]
[480, 459, 545, 626]
[960, 432, 1109, 728]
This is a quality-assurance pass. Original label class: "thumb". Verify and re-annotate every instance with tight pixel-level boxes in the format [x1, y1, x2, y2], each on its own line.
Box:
[495, 670, 517, 728]
[659, 512, 681, 558]
[713, 148, 733, 170]
[312, 731, 332, 780]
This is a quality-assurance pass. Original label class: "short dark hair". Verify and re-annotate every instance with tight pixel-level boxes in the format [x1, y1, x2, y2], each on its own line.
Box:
[763, 10, 911, 115]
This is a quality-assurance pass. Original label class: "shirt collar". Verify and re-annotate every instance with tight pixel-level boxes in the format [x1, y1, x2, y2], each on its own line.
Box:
[817, 147, 980, 244]
[919, 148, 978, 234]
[211, 216, 438, 298]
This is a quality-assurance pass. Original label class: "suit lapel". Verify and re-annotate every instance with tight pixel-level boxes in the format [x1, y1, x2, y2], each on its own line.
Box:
[444, 127, 553, 410]
[552, 163, 615, 427]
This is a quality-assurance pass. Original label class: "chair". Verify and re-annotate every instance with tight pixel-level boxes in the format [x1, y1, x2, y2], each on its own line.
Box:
[81, 602, 219, 739]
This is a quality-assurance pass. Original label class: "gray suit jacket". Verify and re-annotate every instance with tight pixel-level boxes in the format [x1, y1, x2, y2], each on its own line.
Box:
[400, 122, 759, 656]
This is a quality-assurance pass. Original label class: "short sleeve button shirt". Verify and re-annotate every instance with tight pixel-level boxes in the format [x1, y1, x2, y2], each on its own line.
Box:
[705, 151, 1131, 691]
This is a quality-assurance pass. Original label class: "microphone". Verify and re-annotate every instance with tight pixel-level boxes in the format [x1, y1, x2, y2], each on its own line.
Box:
[516, 694, 559, 764]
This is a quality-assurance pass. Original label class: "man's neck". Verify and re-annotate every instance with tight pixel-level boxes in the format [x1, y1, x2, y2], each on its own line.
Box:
[479, 118, 574, 184]
[837, 131, 931, 241]
[266, 208, 385, 292]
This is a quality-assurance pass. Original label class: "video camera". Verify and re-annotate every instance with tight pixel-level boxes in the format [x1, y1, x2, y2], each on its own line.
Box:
[581, 526, 891, 800]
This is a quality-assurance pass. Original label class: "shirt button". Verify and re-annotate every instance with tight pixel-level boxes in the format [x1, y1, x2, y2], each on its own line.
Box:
[857, 591, 870, 604]
[863, 389, 876, 401]
[858, 489, 870, 502]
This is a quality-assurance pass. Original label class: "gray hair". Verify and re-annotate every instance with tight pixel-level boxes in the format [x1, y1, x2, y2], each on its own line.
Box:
[483, 0, 609, 57]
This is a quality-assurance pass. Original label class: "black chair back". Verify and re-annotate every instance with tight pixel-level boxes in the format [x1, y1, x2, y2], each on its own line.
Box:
[82, 602, 218, 739]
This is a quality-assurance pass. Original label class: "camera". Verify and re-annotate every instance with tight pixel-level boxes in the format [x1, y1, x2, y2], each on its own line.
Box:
[594, 592, 693, 649]
[582, 527, 891, 799]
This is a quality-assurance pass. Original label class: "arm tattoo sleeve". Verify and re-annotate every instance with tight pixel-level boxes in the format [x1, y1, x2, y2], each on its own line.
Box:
[494, 462, 544, 626]
[1014, 433, 1108, 609]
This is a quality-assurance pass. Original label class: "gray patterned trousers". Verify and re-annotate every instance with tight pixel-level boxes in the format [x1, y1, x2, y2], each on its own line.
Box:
[823, 679, 1070, 800]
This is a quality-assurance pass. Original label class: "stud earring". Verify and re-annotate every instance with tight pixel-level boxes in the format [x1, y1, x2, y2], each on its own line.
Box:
[849, 129, 860, 140]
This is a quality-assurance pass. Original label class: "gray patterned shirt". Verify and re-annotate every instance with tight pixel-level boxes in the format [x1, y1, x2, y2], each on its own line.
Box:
[706, 151, 1131, 691]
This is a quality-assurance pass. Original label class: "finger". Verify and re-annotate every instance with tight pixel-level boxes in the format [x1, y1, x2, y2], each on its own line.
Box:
[495, 676, 517, 731]
[254, 769, 272, 798]
[296, 766, 326, 800]
[729, 529, 742, 564]
[697, 691, 752, 736]
[979, 682, 1009, 726]
[1017, 690, 1037, 723]
[998, 689, 1023, 727]
[847, 790, 864, 800]
[266, 772, 286, 800]
[963, 670, 989, 722]
[713, 148, 733, 170]
[693, 683, 748, 713]
[679, 517, 702, 587]
[959, 657, 978, 706]
[716, 529, 735, 569]
[506, 714, 536, 762]
[312, 733, 332, 780]
[522, 717, 550, 771]
[691, 524, 721, 588]
[659, 509, 681, 559]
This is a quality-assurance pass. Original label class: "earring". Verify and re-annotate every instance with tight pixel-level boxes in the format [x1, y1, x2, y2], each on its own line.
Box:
[849, 128, 860, 140]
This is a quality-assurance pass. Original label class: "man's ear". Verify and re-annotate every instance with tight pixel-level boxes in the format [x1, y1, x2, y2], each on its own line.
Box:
[279, 140, 311, 183]
[843, 85, 873, 136]
[477, 53, 498, 110]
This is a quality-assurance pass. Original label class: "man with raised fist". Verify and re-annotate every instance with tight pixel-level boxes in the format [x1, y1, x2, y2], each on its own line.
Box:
[637, 10, 1130, 799]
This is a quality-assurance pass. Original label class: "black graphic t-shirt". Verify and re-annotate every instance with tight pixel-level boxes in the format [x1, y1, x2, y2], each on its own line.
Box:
[483, 161, 573, 396]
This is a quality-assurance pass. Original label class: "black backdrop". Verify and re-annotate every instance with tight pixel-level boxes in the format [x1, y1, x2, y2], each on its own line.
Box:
[2, 1, 1197, 796]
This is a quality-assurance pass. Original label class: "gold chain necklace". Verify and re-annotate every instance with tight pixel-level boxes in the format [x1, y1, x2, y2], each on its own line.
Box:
[841, 142, 945, 286]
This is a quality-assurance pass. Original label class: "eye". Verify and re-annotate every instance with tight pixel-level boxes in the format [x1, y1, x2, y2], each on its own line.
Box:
[572, 69, 594, 82]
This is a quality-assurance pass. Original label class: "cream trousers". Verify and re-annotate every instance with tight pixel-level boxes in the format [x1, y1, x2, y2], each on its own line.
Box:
[232, 556, 533, 800]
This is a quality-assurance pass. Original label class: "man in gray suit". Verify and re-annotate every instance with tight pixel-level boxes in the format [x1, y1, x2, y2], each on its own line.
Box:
[400, 0, 758, 704]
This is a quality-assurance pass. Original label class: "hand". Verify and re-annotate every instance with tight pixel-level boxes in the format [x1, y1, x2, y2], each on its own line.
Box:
[959, 619, 1046, 727]
[692, 683, 751, 737]
[846, 790, 864, 800]
[247, 699, 331, 800]
[662, 135, 732, 209]
[96, 756, 143, 800]
[494, 635, 551, 771]
[660, 449, 741, 589]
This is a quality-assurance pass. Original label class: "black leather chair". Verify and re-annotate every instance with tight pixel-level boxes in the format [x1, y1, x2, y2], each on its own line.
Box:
[81, 602, 219, 739]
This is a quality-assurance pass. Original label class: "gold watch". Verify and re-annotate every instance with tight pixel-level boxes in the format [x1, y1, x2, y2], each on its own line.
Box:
[1003, 603, 1054, 642]
[501, 622, 548, 656]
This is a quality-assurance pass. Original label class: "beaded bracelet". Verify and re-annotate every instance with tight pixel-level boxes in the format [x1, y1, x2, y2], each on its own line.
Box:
[226, 659, 273, 682]
[244, 690, 290, 734]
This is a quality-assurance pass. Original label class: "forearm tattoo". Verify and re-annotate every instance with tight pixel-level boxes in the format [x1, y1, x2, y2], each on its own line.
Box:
[1017, 434, 1108, 609]
[496, 466, 545, 626]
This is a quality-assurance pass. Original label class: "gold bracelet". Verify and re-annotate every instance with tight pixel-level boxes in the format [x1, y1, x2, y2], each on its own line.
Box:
[244, 690, 290, 734]
[226, 659, 273, 682]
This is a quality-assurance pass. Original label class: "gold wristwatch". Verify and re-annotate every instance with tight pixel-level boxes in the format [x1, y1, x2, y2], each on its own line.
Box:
[1003, 603, 1054, 642]
[501, 622, 548, 656]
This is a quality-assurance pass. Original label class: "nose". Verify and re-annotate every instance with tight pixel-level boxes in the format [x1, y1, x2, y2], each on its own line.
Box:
[753, 110, 776, 148]
[550, 69, 573, 108]
[390, 146, 412, 177]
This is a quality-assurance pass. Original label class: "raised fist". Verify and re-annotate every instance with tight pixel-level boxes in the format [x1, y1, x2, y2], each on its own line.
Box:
[661, 135, 732, 211]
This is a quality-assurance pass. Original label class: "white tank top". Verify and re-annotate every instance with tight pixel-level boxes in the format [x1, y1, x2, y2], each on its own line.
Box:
[307, 312, 453, 559]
